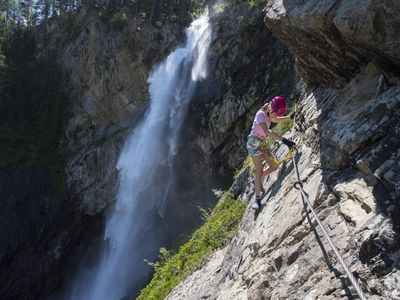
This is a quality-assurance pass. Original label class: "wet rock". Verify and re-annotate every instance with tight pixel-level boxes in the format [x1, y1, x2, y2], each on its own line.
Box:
[0, 167, 79, 299]
[62, 8, 187, 216]
[66, 132, 123, 215]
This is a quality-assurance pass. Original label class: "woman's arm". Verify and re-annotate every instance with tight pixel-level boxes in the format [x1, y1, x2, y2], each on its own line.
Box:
[260, 122, 296, 149]
[273, 115, 291, 123]
[260, 123, 283, 141]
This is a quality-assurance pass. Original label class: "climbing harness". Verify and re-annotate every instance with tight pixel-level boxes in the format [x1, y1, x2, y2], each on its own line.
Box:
[290, 104, 367, 300]
[261, 139, 293, 166]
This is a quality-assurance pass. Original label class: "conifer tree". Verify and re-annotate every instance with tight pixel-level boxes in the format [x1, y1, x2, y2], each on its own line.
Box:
[20, 0, 38, 26]
[35, 0, 51, 21]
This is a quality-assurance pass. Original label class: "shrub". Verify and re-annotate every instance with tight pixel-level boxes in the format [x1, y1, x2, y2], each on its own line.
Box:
[138, 192, 246, 300]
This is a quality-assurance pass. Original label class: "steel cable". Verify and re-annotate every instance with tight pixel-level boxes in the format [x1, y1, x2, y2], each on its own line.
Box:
[291, 150, 367, 300]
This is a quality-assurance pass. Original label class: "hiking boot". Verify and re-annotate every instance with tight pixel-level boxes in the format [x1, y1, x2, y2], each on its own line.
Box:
[251, 196, 262, 211]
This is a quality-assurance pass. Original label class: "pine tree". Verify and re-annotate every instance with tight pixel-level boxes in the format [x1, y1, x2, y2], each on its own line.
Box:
[35, 0, 51, 21]
[3, 0, 19, 27]
[20, 0, 38, 26]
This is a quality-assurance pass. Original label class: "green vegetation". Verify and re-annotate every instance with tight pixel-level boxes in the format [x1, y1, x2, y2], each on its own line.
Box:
[138, 192, 246, 300]
[99, 3, 130, 30]
[234, 156, 255, 179]
[0, 0, 213, 193]
[105, 10, 129, 30]
[237, 15, 258, 32]
[247, 0, 263, 8]
[97, 0, 207, 28]
[214, 3, 227, 14]
[235, 0, 264, 9]
[1, 0, 209, 35]
[0, 25, 69, 193]
[61, 15, 83, 45]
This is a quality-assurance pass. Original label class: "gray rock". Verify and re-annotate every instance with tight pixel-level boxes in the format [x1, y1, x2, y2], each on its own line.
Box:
[334, 0, 400, 67]
[13, 1, 397, 299]
[62, 8, 187, 216]
[230, 165, 251, 199]
[191, 2, 296, 173]
[264, 0, 400, 87]
[167, 49, 400, 300]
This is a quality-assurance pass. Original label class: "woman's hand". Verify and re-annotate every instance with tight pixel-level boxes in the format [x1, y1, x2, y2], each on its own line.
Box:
[282, 138, 296, 149]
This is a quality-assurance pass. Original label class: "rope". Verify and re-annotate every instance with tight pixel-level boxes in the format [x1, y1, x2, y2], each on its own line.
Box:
[290, 150, 367, 300]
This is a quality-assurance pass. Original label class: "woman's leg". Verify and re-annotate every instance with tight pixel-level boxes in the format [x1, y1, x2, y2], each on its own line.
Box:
[262, 150, 278, 177]
[252, 154, 263, 197]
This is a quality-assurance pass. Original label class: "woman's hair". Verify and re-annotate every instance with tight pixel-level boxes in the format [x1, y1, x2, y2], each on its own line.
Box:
[261, 103, 270, 111]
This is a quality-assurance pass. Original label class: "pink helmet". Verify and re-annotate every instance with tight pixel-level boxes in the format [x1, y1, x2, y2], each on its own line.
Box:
[270, 96, 286, 116]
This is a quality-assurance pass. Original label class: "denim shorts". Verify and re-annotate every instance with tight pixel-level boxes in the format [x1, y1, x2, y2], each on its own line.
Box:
[247, 135, 270, 157]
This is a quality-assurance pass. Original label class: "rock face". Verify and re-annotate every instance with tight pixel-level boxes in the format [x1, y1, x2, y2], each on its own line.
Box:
[166, 1, 400, 299]
[62, 8, 186, 215]
[2, 1, 399, 298]
[188, 2, 296, 174]
[167, 78, 400, 300]
[0, 7, 188, 299]
[264, 0, 400, 87]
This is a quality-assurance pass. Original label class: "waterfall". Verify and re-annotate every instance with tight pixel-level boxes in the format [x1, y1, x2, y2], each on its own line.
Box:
[71, 12, 212, 300]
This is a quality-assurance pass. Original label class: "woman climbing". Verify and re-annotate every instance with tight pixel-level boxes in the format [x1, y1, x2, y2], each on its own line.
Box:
[247, 96, 296, 211]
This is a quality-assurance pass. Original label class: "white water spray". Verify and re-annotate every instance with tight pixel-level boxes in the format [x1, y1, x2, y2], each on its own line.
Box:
[71, 12, 212, 300]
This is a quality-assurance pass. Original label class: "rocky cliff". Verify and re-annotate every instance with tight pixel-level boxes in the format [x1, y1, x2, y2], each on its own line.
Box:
[2, 0, 399, 298]
[188, 2, 297, 174]
[61, 7, 188, 216]
[166, 0, 400, 299]
[0, 7, 190, 299]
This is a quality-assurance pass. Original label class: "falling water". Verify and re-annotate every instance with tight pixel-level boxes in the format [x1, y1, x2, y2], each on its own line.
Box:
[71, 12, 212, 300]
